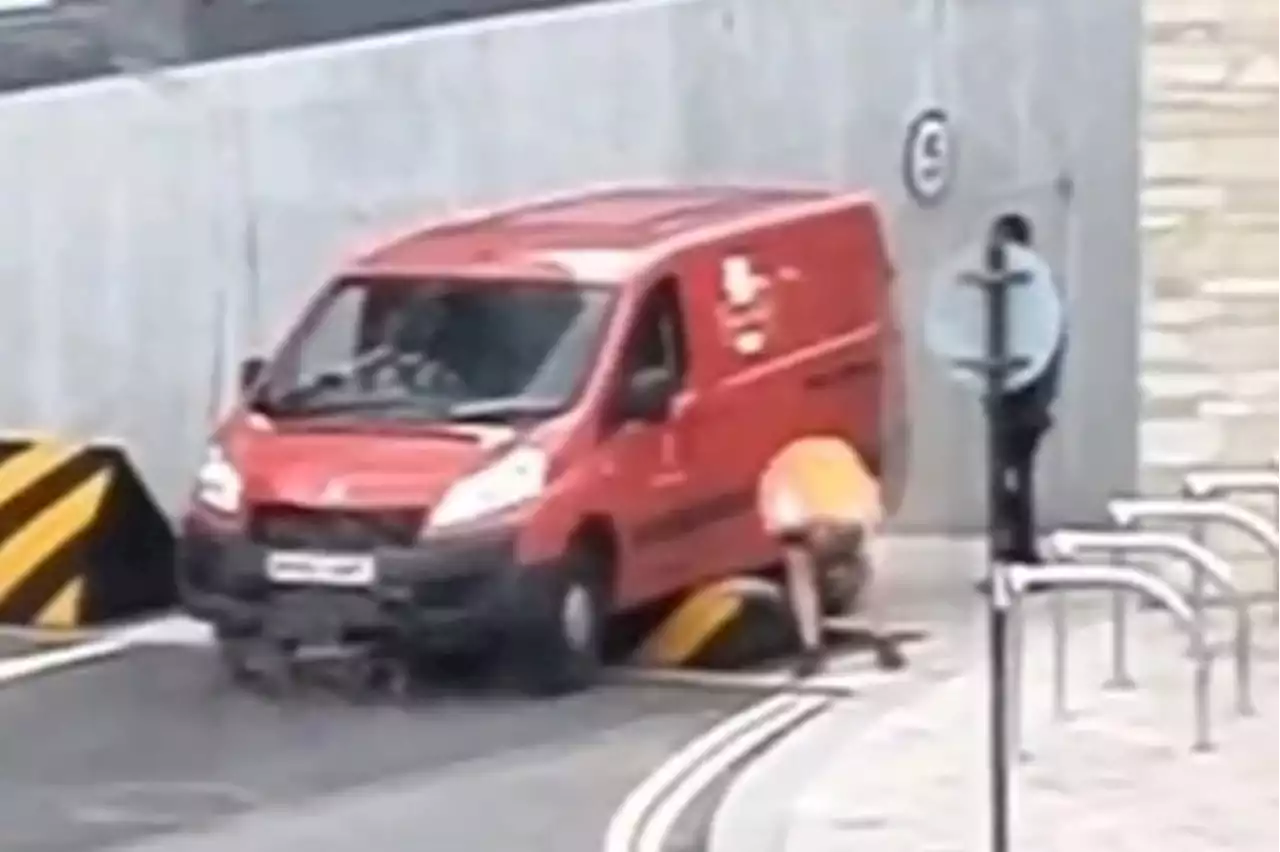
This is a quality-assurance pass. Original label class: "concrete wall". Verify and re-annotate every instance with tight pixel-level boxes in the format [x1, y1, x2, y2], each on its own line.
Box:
[0, 0, 1142, 530]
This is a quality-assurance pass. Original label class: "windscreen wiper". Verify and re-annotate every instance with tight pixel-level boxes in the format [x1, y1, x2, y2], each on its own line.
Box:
[447, 399, 564, 423]
[270, 397, 449, 418]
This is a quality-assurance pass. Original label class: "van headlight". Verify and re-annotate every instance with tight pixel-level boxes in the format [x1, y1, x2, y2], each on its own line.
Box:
[427, 446, 548, 531]
[195, 444, 243, 515]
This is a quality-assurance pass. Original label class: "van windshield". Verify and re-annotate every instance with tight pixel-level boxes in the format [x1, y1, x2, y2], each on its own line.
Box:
[256, 276, 616, 424]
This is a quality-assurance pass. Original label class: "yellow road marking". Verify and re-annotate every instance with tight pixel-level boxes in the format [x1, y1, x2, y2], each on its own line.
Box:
[634, 584, 745, 667]
[0, 471, 111, 602]
[34, 577, 85, 629]
[0, 443, 79, 510]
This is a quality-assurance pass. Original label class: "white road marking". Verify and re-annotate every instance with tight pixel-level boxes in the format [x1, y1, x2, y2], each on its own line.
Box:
[603, 692, 808, 852]
[634, 695, 830, 852]
[0, 635, 132, 685]
[0, 0, 55, 12]
[0, 609, 930, 691]
[0, 612, 212, 687]
[115, 613, 214, 647]
[603, 632, 958, 852]
[609, 663, 877, 697]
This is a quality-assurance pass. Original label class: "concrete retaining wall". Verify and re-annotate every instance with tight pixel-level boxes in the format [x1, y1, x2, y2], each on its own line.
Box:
[0, 0, 1142, 529]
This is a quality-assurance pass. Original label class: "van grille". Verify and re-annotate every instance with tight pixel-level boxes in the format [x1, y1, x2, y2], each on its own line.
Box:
[250, 505, 424, 551]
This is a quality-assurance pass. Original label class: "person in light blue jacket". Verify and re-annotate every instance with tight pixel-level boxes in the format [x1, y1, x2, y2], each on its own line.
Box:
[989, 213, 1066, 569]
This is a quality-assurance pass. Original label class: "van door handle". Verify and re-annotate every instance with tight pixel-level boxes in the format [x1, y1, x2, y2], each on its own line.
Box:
[652, 433, 684, 488]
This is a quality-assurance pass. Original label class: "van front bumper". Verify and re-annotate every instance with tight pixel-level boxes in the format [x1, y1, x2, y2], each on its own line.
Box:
[177, 525, 536, 652]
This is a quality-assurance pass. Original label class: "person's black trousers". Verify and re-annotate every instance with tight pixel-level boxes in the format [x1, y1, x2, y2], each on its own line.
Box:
[997, 414, 1050, 564]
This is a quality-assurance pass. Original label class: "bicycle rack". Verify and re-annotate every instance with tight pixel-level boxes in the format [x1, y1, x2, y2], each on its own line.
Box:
[1108, 497, 1279, 614]
[1182, 467, 1280, 509]
[1172, 465, 1280, 616]
[1003, 562, 1214, 753]
[1000, 462, 1278, 780]
[1044, 529, 1253, 717]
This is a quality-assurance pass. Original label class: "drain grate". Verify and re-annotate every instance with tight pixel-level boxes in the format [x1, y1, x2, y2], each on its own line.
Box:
[69, 781, 261, 828]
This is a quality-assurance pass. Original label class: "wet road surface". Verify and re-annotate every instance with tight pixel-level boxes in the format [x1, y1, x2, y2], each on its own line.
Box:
[0, 645, 757, 852]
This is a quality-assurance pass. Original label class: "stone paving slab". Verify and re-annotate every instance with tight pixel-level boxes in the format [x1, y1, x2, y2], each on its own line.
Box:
[784, 606, 1279, 852]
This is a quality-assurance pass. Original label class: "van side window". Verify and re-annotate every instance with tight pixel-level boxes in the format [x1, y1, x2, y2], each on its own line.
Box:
[294, 284, 369, 379]
[625, 276, 688, 386]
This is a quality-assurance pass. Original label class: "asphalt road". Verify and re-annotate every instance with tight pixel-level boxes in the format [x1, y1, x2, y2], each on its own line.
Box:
[0, 540, 991, 852]
[0, 645, 756, 852]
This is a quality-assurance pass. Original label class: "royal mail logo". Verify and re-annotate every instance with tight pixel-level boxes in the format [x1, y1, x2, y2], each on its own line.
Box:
[716, 255, 778, 357]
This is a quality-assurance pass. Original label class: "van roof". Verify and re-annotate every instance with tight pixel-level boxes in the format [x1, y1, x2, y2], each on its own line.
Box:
[350, 184, 869, 282]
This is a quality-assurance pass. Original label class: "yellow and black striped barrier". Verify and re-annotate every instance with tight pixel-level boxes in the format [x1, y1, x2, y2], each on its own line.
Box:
[0, 438, 176, 631]
[631, 575, 797, 669]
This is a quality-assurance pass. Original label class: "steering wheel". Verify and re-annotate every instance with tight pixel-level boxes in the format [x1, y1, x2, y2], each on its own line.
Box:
[407, 361, 469, 397]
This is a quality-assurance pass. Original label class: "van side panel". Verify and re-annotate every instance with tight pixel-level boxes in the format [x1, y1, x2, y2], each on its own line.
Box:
[507, 196, 899, 610]
[670, 205, 889, 583]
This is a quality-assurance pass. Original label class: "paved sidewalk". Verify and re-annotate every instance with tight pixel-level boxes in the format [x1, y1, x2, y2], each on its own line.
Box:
[720, 603, 1278, 852]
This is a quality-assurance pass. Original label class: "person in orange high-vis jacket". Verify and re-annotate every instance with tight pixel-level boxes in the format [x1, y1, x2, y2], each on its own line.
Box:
[758, 435, 907, 677]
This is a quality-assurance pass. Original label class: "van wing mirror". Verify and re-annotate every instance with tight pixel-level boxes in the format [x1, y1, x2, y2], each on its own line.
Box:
[619, 367, 676, 423]
[239, 357, 266, 394]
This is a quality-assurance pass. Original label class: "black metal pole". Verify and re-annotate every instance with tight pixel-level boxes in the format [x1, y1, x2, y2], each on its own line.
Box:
[983, 236, 1013, 852]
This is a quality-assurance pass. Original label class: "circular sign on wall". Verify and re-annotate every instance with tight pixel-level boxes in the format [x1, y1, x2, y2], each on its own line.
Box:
[902, 107, 954, 207]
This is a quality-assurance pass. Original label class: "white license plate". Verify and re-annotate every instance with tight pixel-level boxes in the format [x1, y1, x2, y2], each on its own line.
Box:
[265, 552, 377, 587]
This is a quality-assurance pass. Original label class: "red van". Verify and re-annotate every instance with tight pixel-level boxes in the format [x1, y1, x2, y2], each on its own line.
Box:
[178, 184, 908, 695]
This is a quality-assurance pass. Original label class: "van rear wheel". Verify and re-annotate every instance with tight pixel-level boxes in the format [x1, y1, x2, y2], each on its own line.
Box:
[511, 546, 607, 697]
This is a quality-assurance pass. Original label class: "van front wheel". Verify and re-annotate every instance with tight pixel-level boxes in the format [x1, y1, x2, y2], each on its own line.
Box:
[511, 548, 606, 697]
